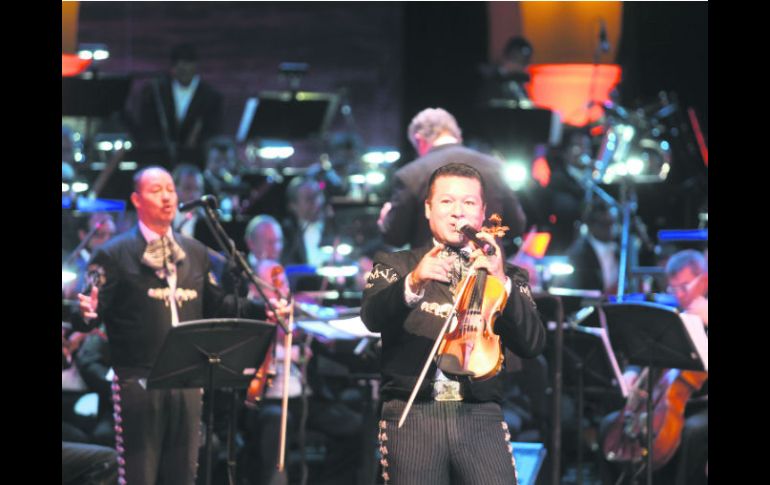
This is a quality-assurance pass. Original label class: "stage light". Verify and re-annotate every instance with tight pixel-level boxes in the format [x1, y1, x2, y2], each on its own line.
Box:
[72, 182, 89, 193]
[317, 265, 359, 278]
[365, 171, 386, 186]
[62, 183, 70, 193]
[78, 43, 110, 61]
[548, 262, 574, 276]
[504, 161, 529, 190]
[62, 269, 77, 284]
[363, 148, 400, 165]
[626, 157, 644, 176]
[349, 174, 366, 184]
[258, 140, 294, 160]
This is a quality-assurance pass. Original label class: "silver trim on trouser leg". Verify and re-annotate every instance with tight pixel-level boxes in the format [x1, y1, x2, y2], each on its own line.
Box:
[112, 375, 127, 485]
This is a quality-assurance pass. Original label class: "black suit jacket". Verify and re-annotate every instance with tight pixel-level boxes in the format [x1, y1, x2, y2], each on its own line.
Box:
[136, 76, 223, 167]
[380, 144, 527, 251]
[72, 226, 263, 379]
[553, 236, 607, 292]
[360, 245, 545, 403]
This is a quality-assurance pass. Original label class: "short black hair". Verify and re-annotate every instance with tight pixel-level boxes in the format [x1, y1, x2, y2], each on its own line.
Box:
[426, 163, 486, 203]
[503, 36, 533, 61]
[171, 43, 197, 64]
[133, 165, 171, 192]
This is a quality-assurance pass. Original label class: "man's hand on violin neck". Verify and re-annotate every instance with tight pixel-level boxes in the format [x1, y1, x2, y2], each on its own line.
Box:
[469, 231, 506, 282]
[409, 244, 453, 290]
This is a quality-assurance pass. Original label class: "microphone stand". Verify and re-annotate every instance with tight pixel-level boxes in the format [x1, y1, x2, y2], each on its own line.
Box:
[193, 196, 290, 485]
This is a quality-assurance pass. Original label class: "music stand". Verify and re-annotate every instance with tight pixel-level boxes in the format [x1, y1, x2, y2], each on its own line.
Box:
[62, 74, 133, 117]
[471, 105, 560, 159]
[146, 318, 276, 485]
[600, 302, 707, 485]
[236, 90, 339, 142]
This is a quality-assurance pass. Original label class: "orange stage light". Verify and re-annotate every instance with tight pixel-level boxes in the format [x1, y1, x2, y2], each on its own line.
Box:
[62, 53, 92, 77]
[527, 63, 622, 127]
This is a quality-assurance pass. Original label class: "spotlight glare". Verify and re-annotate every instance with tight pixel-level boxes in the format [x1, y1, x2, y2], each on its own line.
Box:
[365, 171, 386, 185]
[72, 182, 89, 193]
[548, 262, 574, 276]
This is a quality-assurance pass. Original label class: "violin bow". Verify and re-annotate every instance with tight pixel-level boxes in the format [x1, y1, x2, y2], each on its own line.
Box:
[397, 271, 475, 428]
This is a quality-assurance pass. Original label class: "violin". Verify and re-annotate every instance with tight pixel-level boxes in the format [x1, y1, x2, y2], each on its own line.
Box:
[601, 367, 708, 470]
[436, 214, 510, 380]
[244, 263, 288, 406]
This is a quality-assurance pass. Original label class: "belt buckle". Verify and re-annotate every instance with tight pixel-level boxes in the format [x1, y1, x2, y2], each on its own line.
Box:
[432, 380, 463, 401]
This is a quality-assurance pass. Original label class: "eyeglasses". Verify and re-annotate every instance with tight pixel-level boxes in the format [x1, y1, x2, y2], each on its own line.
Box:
[666, 274, 702, 295]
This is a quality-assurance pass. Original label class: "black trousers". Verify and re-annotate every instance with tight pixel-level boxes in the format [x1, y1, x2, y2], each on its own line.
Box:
[62, 441, 118, 485]
[112, 378, 202, 485]
[378, 400, 518, 485]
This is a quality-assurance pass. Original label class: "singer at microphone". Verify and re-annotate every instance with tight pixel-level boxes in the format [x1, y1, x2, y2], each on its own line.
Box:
[178, 194, 218, 212]
[457, 221, 495, 256]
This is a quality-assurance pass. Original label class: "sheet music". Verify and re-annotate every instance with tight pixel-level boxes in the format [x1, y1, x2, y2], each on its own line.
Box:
[680, 313, 708, 371]
[328, 316, 381, 339]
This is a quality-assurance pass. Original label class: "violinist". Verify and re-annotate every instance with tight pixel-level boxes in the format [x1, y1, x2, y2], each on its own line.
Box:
[361, 163, 545, 485]
[599, 249, 708, 485]
[240, 218, 364, 485]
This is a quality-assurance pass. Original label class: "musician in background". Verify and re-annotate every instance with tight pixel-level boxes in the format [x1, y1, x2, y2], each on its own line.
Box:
[599, 249, 708, 485]
[63, 213, 117, 300]
[134, 43, 223, 168]
[552, 202, 620, 295]
[362, 163, 545, 485]
[239, 233, 364, 485]
[377, 107, 527, 254]
[477, 36, 535, 108]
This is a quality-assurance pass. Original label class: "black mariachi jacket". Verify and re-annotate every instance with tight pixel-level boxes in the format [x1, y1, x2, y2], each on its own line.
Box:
[72, 226, 264, 380]
[360, 245, 546, 403]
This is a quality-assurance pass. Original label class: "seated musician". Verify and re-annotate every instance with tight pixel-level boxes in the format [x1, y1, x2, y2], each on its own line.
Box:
[239, 219, 365, 485]
[599, 249, 708, 485]
[361, 163, 546, 485]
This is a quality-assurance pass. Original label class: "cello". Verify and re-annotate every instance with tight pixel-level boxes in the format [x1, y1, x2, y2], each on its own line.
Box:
[602, 367, 708, 470]
[602, 269, 708, 470]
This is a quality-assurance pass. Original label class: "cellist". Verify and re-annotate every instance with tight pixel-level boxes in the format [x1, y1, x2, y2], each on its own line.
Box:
[599, 249, 708, 484]
[361, 163, 546, 485]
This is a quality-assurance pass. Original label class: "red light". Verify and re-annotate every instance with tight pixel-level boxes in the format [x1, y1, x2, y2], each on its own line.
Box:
[62, 53, 92, 77]
[532, 157, 551, 187]
[522, 232, 552, 259]
[527, 64, 622, 127]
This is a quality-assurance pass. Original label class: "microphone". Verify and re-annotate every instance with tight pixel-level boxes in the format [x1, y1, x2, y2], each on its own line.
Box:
[599, 20, 610, 53]
[179, 194, 218, 212]
[457, 221, 495, 256]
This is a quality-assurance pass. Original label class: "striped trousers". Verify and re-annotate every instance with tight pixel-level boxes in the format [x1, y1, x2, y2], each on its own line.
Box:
[378, 399, 518, 485]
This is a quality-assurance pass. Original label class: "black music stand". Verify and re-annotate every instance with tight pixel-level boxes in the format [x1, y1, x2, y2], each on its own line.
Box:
[146, 318, 276, 485]
[236, 90, 339, 142]
[599, 302, 707, 485]
[471, 105, 559, 159]
[62, 74, 133, 117]
[559, 316, 628, 485]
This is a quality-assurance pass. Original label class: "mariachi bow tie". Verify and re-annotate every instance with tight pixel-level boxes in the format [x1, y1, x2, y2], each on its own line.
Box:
[141, 236, 186, 278]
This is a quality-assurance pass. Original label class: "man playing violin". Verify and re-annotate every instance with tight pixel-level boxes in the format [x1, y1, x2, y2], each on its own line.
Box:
[361, 163, 545, 485]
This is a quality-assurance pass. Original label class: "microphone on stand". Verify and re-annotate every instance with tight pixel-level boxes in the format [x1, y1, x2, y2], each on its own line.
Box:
[599, 19, 610, 53]
[179, 194, 218, 212]
[457, 221, 496, 256]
